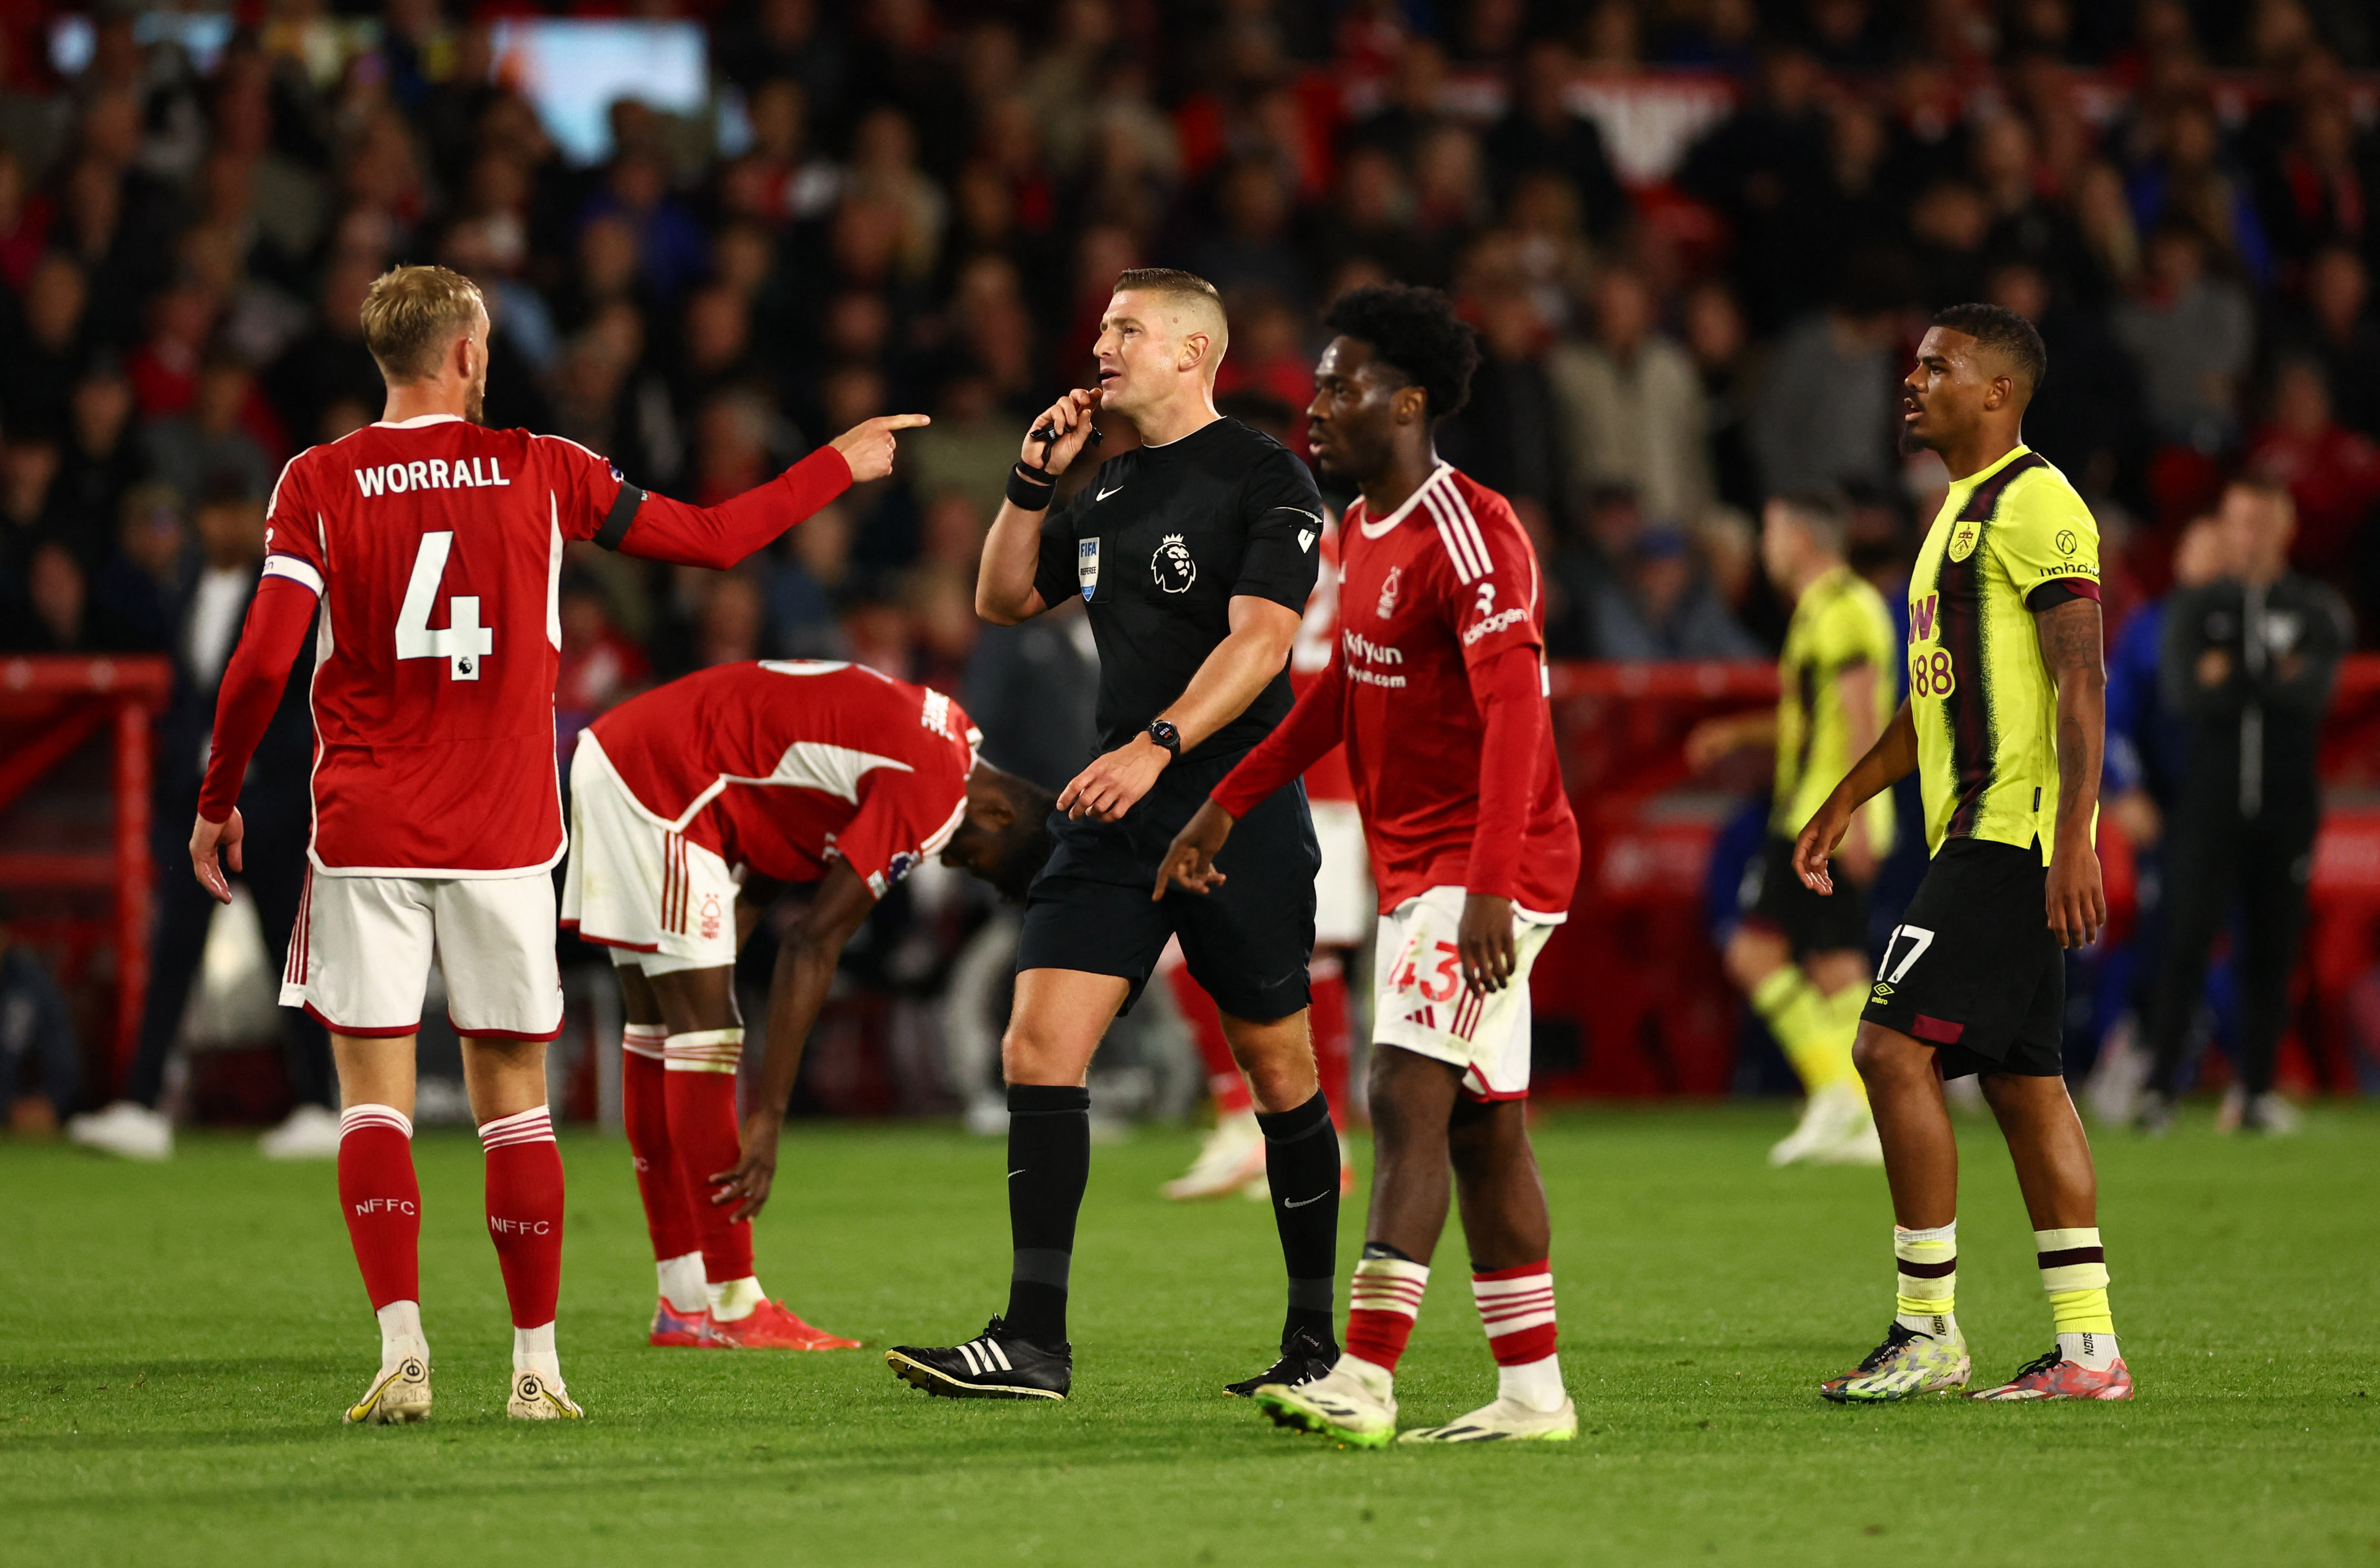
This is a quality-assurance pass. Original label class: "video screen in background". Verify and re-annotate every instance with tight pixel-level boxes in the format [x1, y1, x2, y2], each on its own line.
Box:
[50, 11, 236, 76]
[489, 19, 710, 166]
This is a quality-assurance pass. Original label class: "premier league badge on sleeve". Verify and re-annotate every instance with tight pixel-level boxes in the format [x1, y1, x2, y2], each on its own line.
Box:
[1078, 537, 1100, 601]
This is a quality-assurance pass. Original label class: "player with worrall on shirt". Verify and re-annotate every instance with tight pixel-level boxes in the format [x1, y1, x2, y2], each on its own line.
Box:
[186, 265, 927, 1423]
[1160, 285, 1583, 1445]
[563, 660, 1056, 1351]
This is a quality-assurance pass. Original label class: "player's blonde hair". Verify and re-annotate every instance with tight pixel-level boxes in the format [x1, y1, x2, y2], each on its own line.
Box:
[360, 265, 487, 384]
[1773, 491, 1850, 555]
[1112, 267, 1230, 370]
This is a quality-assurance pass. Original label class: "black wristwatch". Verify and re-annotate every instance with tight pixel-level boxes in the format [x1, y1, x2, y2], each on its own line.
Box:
[1146, 718, 1182, 759]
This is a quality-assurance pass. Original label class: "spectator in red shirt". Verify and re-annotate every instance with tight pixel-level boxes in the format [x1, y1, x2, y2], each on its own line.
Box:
[2246, 358, 2380, 584]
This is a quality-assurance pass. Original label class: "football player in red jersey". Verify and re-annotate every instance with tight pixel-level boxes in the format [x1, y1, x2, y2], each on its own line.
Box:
[562, 660, 1055, 1351]
[186, 265, 928, 1424]
[1159, 285, 1583, 1446]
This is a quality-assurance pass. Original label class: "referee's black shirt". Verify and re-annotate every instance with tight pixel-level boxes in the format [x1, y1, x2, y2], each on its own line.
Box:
[1032, 416, 1324, 762]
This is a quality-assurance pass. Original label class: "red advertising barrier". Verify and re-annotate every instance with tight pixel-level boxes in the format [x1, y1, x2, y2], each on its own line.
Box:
[3, 652, 2370, 1106]
[1531, 656, 2380, 1098]
[0, 656, 173, 1083]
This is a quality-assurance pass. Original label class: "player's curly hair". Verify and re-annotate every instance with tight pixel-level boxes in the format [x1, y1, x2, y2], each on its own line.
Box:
[1931, 302, 2048, 399]
[1322, 284, 1481, 422]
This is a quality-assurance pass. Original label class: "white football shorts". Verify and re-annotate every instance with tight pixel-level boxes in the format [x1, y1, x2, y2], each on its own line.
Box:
[560, 730, 740, 975]
[282, 868, 563, 1040]
[1371, 884, 1560, 1100]
[1309, 799, 1375, 950]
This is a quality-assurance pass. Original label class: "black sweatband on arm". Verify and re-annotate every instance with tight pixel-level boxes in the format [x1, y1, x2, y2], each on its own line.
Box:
[1007, 462, 1057, 511]
[2025, 577, 2101, 612]
[593, 483, 646, 550]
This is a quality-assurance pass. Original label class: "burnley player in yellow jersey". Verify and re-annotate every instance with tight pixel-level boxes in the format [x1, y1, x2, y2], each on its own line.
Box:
[1689, 494, 1897, 1166]
[1795, 304, 2133, 1402]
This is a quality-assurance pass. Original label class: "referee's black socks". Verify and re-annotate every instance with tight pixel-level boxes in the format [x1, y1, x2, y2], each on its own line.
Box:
[1003, 1083, 1091, 1350]
[1256, 1090, 1341, 1351]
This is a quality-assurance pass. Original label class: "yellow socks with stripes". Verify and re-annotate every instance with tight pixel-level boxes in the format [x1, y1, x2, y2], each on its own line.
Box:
[1893, 1221, 1958, 1339]
[1819, 982, 1871, 1101]
[1749, 966, 1859, 1094]
[2038, 1227, 2119, 1369]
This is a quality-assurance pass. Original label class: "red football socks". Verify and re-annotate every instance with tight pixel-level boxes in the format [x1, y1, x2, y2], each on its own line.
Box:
[1473, 1261, 1559, 1366]
[664, 1030, 753, 1282]
[622, 1025, 700, 1262]
[1345, 1253, 1430, 1373]
[1166, 961, 1253, 1117]
[1308, 955, 1354, 1127]
[337, 1104, 420, 1311]
[479, 1106, 565, 1329]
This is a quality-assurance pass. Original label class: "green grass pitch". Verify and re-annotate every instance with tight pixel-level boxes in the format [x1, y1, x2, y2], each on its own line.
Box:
[4, 1104, 2376, 1566]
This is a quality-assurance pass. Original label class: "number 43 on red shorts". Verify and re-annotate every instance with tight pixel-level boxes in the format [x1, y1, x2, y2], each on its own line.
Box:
[1371, 884, 1560, 1100]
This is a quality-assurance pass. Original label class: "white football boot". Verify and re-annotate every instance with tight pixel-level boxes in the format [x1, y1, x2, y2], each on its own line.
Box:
[1768, 1079, 1866, 1167]
[1398, 1395, 1579, 1443]
[507, 1370, 584, 1420]
[1162, 1112, 1267, 1200]
[1253, 1358, 1398, 1448]
[66, 1100, 174, 1161]
[344, 1350, 432, 1425]
[2222, 1087, 2304, 1136]
[1810, 1111, 1885, 1166]
[259, 1104, 342, 1160]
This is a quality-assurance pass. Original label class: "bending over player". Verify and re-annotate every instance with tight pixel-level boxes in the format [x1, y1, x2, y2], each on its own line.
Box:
[1796, 304, 2131, 1402]
[563, 660, 1056, 1350]
[1159, 285, 1583, 1445]
[188, 265, 926, 1424]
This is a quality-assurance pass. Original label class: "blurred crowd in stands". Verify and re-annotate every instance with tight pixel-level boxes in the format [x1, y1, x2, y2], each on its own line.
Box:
[6, 0, 2380, 1125]
[6, 0, 2379, 697]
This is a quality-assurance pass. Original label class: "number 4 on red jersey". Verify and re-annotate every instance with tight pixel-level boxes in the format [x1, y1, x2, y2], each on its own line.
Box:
[229, 415, 852, 876]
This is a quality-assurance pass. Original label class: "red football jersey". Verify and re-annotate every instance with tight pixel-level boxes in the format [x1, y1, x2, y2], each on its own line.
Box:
[1220, 464, 1579, 917]
[588, 661, 980, 896]
[261, 415, 650, 874]
[1288, 510, 1355, 805]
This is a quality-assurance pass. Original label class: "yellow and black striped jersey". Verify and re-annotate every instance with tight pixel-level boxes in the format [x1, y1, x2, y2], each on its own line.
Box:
[1773, 565, 1898, 856]
[1905, 445, 2100, 863]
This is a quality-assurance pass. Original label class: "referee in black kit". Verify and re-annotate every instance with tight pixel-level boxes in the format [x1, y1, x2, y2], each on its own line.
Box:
[887, 269, 1341, 1401]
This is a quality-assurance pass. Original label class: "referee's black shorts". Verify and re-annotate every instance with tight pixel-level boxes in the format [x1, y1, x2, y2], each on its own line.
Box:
[1016, 757, 1318, 1024]
[1860, 837, 2063, 1078]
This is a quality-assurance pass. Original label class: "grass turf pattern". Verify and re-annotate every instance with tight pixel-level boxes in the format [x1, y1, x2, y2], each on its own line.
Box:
[3, 1104, 2375, 1566]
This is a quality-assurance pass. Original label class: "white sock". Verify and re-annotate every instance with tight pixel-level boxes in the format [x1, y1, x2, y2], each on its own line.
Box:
[1497, 1352, 1566, 1413]
[1898, 1310, 1961, 1340]
[707, 1275, 766, 1322]
[1335, 1352, 1394, 1400]
[657, 1252, 707, 1315]
[376, 1300, 425, 1369]
[2058, 1330, 2120, 1370]
[514, 1322, 560, 1383]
